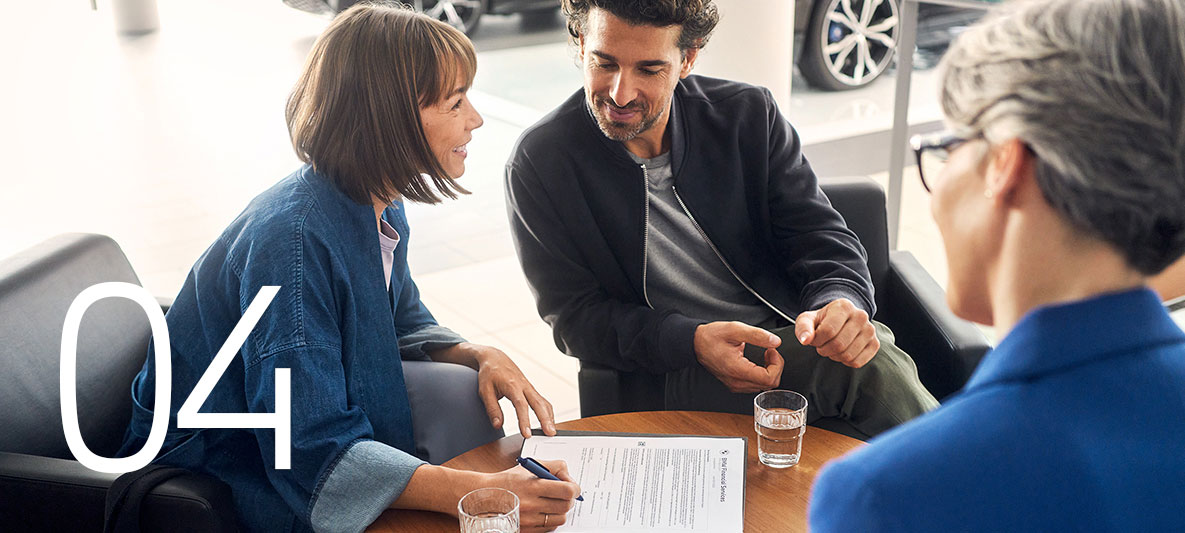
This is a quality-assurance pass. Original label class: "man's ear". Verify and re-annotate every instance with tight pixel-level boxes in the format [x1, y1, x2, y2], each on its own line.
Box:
[578, 34, 586, 63]
[680, 48, 699, 78]
[987, 138, 1034, 203]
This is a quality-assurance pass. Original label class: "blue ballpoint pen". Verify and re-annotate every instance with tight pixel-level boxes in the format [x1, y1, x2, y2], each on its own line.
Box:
[517, 456, 584, 501]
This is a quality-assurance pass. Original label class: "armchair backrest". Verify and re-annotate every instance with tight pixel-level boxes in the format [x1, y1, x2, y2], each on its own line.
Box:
[817, 176, 891, 315]
[0, 234, 150, 459]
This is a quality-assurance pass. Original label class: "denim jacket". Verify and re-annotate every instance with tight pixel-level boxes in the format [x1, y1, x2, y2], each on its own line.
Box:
[120, 165, 465, 532]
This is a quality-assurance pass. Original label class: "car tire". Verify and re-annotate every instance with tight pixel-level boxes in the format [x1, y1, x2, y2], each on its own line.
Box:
[799, 0, 901, 91]
[420, 0, 488, 35]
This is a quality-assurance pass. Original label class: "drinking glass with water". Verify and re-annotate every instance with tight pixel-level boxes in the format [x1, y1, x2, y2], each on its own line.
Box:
[458, 487, 519, 533]
[754, 389, 808, 468]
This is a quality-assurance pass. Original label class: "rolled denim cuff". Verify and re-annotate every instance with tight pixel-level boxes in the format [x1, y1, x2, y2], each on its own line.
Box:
[308, 440, 426, 533]
[398, 324, 467, 361]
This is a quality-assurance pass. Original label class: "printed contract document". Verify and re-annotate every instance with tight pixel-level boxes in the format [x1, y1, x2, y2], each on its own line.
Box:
[520, 434, 745, 532]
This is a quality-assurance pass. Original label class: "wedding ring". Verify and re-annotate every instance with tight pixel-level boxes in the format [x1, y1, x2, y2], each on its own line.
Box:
[544, 514, 549, 527]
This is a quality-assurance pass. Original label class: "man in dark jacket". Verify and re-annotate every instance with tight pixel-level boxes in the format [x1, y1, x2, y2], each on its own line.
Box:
[506, 0, 937, 437]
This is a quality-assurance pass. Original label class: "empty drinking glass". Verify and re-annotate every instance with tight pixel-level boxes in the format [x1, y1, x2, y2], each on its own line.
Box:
[754, 389, 808, 468]
[458, 487, 519, 533]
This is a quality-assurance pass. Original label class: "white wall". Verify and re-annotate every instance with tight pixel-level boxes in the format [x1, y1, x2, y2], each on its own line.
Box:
[692, 0, 796, 111]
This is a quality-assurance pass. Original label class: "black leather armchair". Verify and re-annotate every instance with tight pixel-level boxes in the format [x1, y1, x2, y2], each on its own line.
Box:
[0, 234, 237, 531]
[577, 176, 992, 418]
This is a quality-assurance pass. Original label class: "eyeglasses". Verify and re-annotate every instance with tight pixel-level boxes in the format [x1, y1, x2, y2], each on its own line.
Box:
[910, 131, 975, 193]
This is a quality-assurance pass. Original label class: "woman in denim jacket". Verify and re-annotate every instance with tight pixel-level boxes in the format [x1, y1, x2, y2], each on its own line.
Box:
[120, 5, 579, 532]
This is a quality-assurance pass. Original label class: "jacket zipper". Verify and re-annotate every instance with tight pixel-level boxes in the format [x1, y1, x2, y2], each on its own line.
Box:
[640, 164, 653, 308]
[670, 186, 796, 325]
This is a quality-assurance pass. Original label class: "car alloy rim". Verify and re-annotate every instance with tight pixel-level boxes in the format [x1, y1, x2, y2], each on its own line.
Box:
[819, 0, 900, 87]
[422, 0, 483, 32]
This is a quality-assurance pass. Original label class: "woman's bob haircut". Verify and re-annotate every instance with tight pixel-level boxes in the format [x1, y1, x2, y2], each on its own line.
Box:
[287, 2, 476, 205]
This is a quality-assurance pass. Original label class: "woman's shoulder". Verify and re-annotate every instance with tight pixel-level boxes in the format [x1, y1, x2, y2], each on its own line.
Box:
[216, 167, 349, 271]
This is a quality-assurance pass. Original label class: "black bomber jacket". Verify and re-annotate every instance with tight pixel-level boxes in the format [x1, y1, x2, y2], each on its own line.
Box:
[505, 75, 874, 374]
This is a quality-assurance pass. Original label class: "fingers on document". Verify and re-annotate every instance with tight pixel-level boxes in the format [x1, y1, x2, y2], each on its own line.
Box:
[509, 390, 533, 438]
[526, 389, 556, 435]
[479, 381, 504, 429]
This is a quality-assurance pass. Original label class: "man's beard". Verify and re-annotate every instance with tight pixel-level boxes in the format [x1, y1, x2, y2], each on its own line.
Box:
[589, 95, 662, 142]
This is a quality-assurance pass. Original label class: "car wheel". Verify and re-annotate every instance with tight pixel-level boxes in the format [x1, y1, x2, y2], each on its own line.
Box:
[799, 0, 900, 91]
[419, 0, 487, 35]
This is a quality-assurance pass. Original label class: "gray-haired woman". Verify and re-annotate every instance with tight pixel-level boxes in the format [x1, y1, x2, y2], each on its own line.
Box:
[810, 0, 1185, 530]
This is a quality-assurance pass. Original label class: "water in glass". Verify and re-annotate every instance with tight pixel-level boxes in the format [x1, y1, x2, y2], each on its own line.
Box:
[756, 407, 805, 468]
[460, 511, 518, 533]
[459, 488, 519, 533]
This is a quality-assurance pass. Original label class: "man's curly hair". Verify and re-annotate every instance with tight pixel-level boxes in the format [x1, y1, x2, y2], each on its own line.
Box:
[562, 0, 720, 52]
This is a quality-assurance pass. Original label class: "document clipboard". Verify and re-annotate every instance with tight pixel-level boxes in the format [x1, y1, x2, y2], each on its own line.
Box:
[523, 431, 744, 530]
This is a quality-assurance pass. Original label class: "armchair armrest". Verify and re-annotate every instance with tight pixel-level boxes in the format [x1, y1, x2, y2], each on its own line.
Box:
[578, 360, 666, 418]
[0, 451, 238, 531]
[879, 251, 992, 400]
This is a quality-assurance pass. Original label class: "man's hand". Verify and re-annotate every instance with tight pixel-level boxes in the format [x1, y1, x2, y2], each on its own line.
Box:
[795, 298, 878, 368]
[432, 342, 557, 438]
[693, 322, 785, 393]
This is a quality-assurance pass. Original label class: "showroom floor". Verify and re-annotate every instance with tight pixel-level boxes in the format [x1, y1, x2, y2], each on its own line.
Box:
[0, 0, 956, 431]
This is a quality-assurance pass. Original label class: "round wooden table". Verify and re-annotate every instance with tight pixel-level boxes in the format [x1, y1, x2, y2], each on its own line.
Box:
[367, 411, 863, 532]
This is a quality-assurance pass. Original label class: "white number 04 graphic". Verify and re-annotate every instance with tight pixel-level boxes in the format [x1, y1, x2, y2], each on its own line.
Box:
[60, 283, 290, 474]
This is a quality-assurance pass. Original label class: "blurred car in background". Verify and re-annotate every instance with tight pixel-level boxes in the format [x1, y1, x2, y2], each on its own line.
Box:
[795, 0, 988, 91]
[285, 0, 985, 92]
[284, 0, 559, 34]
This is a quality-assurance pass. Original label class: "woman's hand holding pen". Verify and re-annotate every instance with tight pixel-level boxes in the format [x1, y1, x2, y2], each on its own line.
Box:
[394, 459, 579, 530]
[488, 459, 581, 532]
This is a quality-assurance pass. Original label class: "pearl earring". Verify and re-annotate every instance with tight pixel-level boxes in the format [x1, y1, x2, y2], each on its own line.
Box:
[984, 189, 994, 199]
